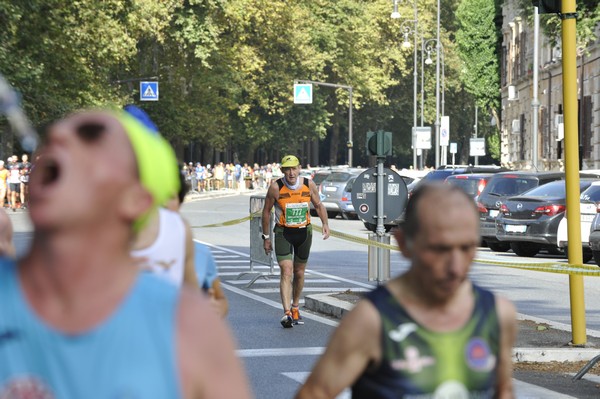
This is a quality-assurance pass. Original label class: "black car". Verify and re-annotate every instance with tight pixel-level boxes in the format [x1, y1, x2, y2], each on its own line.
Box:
[477, 171, 565, 252]
[495, 179, 596, 257]
[445, 173, 495, 200]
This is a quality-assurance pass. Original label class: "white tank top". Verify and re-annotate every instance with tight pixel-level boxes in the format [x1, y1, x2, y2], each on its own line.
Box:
[131, 208, 186, 287]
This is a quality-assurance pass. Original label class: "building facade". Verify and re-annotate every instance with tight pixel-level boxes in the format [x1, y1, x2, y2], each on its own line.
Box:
[500, 1, 600, 171]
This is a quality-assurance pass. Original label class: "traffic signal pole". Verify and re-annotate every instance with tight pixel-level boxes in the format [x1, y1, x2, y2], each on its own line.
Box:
[560, 0, 587, 345]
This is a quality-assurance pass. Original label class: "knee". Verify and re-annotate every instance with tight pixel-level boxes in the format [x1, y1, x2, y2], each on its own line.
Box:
[293, 268, 305, 279]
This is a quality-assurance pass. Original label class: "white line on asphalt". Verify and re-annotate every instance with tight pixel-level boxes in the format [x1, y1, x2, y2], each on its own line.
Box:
[305, 269, 375, 289]
[237, 347, 325, 357]
[221, 283, 339, 327]
[251, 287, 371, 294]
[215, 260, 251, 263]
[513, 380, 577, 398]
[282, 372, 351, 399]
[228, 278, 336, 285]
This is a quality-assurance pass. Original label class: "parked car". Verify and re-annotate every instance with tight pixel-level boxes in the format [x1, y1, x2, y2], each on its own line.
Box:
[495, 179, 596, 257]
[409, 165, 506, 196]
[318, 169, 364, 219]
[556, 182, 600, 263]
[445, 173, 495, 200]
[477, 171, 566, 252]
[588, 208, 600, 266]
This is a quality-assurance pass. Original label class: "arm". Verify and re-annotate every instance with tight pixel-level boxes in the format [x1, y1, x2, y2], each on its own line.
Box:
[309, 180, 329, 240]
[207, 278, 229, 318]
[495, 295, 517, 398]
[295, 300, 381, 399]
[262, 183, 278, 254]
[202, 251, 229, 317]
[182, 220, 201, 289]
[177, 289, 253, 399]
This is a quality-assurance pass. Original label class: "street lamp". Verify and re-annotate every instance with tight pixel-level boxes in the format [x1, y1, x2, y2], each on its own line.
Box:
[391, 0, 401, 19]
[423, 38, 444, 166]
[399, 19, 419, 170]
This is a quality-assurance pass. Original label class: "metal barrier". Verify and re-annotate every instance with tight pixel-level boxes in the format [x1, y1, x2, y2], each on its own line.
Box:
[237, 195, 277, 287]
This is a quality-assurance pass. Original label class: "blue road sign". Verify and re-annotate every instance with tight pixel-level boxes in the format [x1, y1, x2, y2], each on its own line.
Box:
[140, 81, 159, 101]
[294, 83, 312, 104]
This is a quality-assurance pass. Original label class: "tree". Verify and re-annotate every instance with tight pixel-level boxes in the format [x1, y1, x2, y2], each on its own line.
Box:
[455, 0, 502, 163]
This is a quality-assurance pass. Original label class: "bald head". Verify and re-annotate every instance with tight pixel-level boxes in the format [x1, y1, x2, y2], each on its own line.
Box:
[402, 183, 478, 240]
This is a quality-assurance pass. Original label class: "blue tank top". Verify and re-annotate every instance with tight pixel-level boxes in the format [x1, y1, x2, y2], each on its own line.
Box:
[0, 259, 181, 399]
[352, 284, 499, 399]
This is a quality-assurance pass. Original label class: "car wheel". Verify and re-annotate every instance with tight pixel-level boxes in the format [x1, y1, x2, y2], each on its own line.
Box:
[310, 209, 318, 217]
[593, 250, 600, 267]
[546, 246, 563, 256]
[510, 242, 540, 257]
[341, 212, 351, 220]
[327, 211, 338, 219]
[487, 241, 511, 252]
[564, 246, 594, 264]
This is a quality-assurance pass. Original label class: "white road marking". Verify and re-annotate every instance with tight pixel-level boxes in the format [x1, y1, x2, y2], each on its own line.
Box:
[282, 372, 350, 399]
[228, 278, 337, 285]
[221, 283, 339, 327]
[237, 347, 324, 357]
[251, 287, 370, 294]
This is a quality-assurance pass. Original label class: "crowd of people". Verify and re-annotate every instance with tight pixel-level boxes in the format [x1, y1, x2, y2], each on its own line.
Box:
[0, 154, 32, 211]
[182, 161, 284, 192]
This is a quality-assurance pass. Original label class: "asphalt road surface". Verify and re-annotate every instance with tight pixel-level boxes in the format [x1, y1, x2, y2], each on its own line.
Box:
[7, 190, 600, 398]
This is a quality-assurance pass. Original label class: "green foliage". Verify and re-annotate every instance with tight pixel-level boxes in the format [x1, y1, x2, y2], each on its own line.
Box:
[5, 0, 587, 166]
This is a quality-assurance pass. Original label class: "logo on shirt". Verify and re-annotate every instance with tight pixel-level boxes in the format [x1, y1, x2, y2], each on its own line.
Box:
[388, 323, 417, 342]
[465, 337, 496, 372]
[391, 346, 435, 373]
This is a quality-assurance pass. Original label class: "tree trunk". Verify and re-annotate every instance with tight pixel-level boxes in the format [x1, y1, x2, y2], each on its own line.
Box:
[329, 116, 340, 166]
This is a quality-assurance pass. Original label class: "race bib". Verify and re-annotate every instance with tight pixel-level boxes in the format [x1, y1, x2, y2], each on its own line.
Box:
[285, 202, 309, 226]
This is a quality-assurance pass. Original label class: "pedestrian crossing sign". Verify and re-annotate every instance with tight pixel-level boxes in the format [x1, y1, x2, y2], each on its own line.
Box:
[294, 84, 312, 104]
[140, 81, 159, 101]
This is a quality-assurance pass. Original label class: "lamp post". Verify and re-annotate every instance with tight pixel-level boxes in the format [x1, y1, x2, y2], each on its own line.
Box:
[391, 0, 401, 19]
[400, 19, 418, 170]
[424, 39, 445, 166]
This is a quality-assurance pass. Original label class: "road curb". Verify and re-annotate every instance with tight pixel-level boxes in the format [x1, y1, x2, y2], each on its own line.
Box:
[305, 292, 600, 363]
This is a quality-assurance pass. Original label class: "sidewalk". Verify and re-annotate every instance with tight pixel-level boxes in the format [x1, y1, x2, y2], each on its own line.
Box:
[305, 291, 600, 363]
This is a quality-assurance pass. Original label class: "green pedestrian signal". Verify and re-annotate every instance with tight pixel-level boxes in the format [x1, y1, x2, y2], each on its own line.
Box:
[366, 131, 392, 157]
[532, 0, 561, 14]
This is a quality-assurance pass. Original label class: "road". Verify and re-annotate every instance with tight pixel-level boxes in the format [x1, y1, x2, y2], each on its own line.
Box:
[7, 190, 600, 398]
[181, 191, 600, 398]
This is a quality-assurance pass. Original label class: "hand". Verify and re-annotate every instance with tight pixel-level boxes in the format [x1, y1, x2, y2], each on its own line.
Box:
[264, 239, 272, 255]
[321, 224, 330, 240]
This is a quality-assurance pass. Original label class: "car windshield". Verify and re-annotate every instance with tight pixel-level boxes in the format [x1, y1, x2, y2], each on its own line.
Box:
[423, 170, 460, 181]
[580, 185, 600, 202]
[523, 180, 591, 197]
[485, 177, 538, 196]
[325, 172, 354, 183]
[312, 173, 330, 185]
[447, 179, 479, 197]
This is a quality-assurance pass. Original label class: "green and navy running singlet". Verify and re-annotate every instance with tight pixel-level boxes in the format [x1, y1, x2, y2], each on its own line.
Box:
[352, 284, 500, 399]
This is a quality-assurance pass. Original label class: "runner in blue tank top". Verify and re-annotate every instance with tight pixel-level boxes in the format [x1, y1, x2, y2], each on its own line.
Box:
[0, 107, 251, 399]
[296, 183, 516, 399]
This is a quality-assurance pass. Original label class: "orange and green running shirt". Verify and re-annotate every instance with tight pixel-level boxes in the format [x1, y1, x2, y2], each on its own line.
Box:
[274, 178, 311, 228]
[352, 284, 500, 399]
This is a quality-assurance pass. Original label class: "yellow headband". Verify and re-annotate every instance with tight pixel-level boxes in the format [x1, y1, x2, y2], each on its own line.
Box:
[117, 111, 180, 230]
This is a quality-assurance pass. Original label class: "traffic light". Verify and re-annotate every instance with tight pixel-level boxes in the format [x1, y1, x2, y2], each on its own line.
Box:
[366, 131, 392, 157]
[532, 0, 561, 14]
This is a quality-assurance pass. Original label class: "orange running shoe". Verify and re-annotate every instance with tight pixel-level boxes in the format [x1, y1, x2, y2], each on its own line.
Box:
[291, 306, 304, 325]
